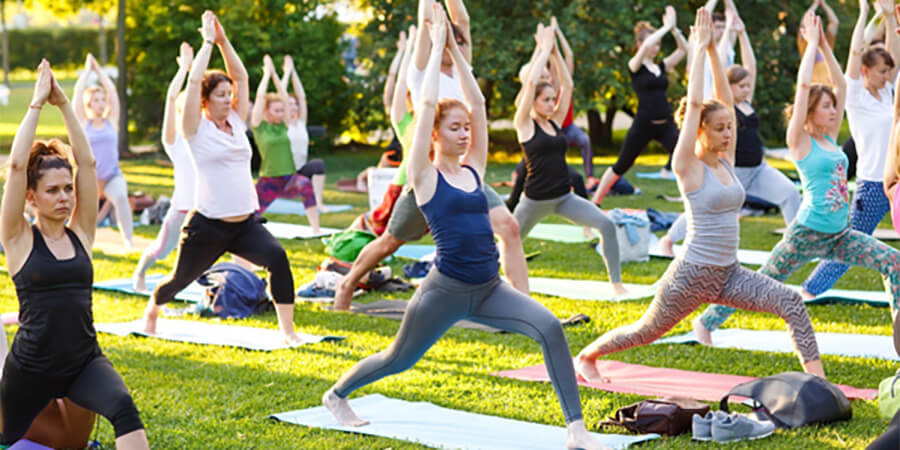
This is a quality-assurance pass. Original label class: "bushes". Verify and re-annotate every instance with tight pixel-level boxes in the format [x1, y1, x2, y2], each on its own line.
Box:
[4, 28, 115, 70]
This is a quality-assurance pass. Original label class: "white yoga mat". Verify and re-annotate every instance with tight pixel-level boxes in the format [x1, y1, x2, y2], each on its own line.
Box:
[266, 199, 353, 216]
[264, 222, 342, 239]
[648, 234, 775, 266]
[529, 277, 657, 301]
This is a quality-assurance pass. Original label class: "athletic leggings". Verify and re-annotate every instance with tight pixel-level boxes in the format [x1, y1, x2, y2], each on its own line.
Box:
[296, 158, 326, 178]
[256, 174, 316, 211]
[332, 268, 584, 424]
[612, 117, 678, 175]
[698, 222, 900, 332]
[0, 354, 143, 443]
[586, 258, 820, 364]
[152, 211, 294, 305]
[562, 124, 593, 178]
[506, 160, 588, 211]
[133, 207, 187, 278]
[803, 181, 891, 296]
[100, 172, 134, 245]
[513, 192, 622, 283]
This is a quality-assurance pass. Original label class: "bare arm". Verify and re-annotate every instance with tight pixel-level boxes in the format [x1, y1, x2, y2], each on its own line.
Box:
[787, 13, 822, 158]
[214, 16, 250, 120]
[819, 25, 846, 139]
[391, 26, 417, 126]
[884, 82, 900, 196]
[444, 0, 472, 63]
[709, 37, 737, 165]
[57, 83, 97, 244]
[515, 28, 554, 142]
[865, 6, 884, 44]
[283, 55, 308, 125]
[667, 25, 690, 72]
[182, 13, 217, 140]
[550, 45, 573, 126]
[383, 32, 407, 114]
[704, 0, 719, 12]
[820, 0, 841, 39]
[414, 0, 436, 71]
[552, 17, 574, 75]
[250, 61, 273, 128]
[630, 10, 673, 73]
[738, 27, 756, 103]
[673, 9, 712, 187]
[883, 3, 900, 82]
[846, 0, 870, 81]
[451, 29, 487, 176]
[72, 55, 91, 125]
[91, 55, 119, 129]
[163, 43, 192, 146]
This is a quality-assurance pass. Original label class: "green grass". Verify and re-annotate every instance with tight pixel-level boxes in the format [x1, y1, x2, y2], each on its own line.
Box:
[0, 147, 896, 448]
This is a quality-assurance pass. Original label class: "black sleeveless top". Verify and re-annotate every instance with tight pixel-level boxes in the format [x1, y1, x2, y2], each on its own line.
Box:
[521, 120, 570, 200]
[11, 226, 100, 375]
[631, 62, 671, 121]
[734, 105, 764, 168]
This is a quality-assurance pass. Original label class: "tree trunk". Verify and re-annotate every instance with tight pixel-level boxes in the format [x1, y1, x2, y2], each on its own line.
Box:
[116, 0, 128, 155]
[587, 102, 621, 153]
[1, 0, 8, 87]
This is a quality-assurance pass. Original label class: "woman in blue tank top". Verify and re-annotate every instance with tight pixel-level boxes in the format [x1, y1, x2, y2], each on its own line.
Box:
[0, 61, 148, 448]
[697, 11, 900, 356]
[321, 9, 604, 449]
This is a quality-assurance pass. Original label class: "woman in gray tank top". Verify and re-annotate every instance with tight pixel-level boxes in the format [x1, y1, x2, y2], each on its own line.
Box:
[573, 9, 825, 383]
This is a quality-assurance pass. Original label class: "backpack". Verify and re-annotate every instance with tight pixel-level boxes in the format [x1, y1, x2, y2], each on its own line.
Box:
[324, 229, 376, 262]
[602, 397, 709, 436]
[196, 262, 271, 319]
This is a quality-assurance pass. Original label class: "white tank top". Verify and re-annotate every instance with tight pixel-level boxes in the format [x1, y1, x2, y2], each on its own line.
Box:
[162, 133, 196, 211]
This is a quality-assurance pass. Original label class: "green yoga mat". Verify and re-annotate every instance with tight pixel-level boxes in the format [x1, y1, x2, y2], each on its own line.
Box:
[526, 223, 597, 244]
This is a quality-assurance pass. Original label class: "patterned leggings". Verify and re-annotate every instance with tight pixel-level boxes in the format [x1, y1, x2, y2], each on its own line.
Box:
[803, 180, 891, 295]
[699, 222, 900, 332]
[256, 174, 316, 212]
[584, 258, 820, 363]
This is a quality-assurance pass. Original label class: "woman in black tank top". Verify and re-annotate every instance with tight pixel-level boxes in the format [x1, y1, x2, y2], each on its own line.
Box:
[0, 62, 148, 448]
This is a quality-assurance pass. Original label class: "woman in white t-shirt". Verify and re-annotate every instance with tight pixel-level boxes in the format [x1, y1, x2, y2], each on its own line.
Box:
[132, 43, 197, 292]
[281, 55, 326, 208]
[143, 11, 303, 345]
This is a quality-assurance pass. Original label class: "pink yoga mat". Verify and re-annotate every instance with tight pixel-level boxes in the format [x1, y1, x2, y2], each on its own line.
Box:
[493, 360, 877, 401]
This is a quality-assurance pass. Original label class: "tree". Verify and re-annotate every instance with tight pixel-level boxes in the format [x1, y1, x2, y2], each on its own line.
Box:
[1, 0, 8, 87]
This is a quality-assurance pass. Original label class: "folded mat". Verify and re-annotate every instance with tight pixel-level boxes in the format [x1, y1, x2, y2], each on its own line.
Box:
[529, 277, 656, 301]
[263, 222, 342, 239]
[95, 318, 344, 351]
[493, 360, 876, 402]
[657, 329, 899, 361]
[270, 393, 658, 450]
[649, 234, 775, 266]
[394, 244, 436, 261]
[266, 199, 353, 216]
[774, 227, 900, 241]
[93, 274, 204, 303]
[525, 223, 597, 244]
[339, 299, 503, 333]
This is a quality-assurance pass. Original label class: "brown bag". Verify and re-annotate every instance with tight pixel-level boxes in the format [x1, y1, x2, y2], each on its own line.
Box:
[603, 397, 709, 436]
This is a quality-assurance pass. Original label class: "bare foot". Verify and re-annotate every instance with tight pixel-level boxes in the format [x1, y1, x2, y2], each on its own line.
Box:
[332, 277, 354, 311]
[692, 317, 713, 346]
[612, 282, 628, 296]
[132, 271, 147, 293]
[284, 332, 306, 347]
[800, 289, 816, 301]
[567, 419, 611, 450]
[322, 388, 369, 426]
[142, 303, 159, 335]
[573, 354, 609, 384]
[658, 235, 675, 258]
[582, 227, 595, 240]
[659, 168, 674, 180]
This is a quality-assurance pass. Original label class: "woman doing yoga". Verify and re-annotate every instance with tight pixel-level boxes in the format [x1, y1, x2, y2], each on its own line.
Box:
[695, 11, 900, 353]
[0, 60, 148, 448]
[574, 9, 825, 382]
[322, 9, 606, 449]
[281, 54, 326, 209]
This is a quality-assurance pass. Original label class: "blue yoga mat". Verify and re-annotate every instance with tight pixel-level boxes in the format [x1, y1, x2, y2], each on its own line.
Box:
[394, 244, 436, 261]
[265, 199, 353, 216]
[271, 394, 658, 449]
[791, 285, 891, 307]
[657, 329, 899, 361]
[635, 170, 675, 181]
[96, 319, 344, 351]
[93, 274, 205, 303]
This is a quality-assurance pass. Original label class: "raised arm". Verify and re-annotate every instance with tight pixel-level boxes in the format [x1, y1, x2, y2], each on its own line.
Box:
[673, 9, 712, 185]
[551, 16, 574, 75]
[409, 4, 447, 204]
[703, 0, 719, 12]
[451, 25, 487, 176]
[846, 0, 870, 81]
[283, 55, 308, 125]
[818, 22, 846, 139]
[662, 7, 687, 71]
[181, 11, 217, 140]
[550, 39, 573, 126]
[413, 0, 436, 71]
[820, 0, 840, 41]
[391, 25, 417, 126]
[883, 2, 900, 81]
[91, 54, 119, 129]
[787, 12, 822, 158]
[444, 0, 472, 63]
[718, 10, 741, 64]
[885, 66, 900, 198]
[72, 55, 91, 125]
[515, 27, 554, 141]
[669, 21, 690, 71]
[250, 57, 274, 128]
[383, 31, 407, 114]
[737, 21, 757, 103]
[163, 43, 192, 147]
[629, 14, 672, 73]
[708, 31, 737, 165]
[1, 62, 49, 247]
[866, 4, 885, 44]
[214, 14, 249, 120]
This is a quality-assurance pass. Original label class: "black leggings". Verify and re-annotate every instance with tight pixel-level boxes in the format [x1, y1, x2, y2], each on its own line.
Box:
[506, 159, 588, 211]
[297, 158, 326, 178]
[868, 408, 900, 449]
[612, 116, 679, 175]
[0, 354, 143, 443]
[153, 211, 294, 305]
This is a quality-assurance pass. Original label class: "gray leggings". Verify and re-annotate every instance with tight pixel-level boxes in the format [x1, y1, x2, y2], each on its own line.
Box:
[514, 192, 622, 283]
[584, 258, 820, 364]
[332, 268, 584, 424]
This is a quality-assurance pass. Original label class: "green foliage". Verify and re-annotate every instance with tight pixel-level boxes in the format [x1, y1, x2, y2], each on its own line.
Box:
[355, 0, 859, 144]
[24, 0, 115, 16]
[125, 0, 350, 142]
[3, 28, 116, 70]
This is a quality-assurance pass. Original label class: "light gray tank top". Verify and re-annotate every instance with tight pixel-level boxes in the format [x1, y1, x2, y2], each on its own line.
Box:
[683, 158, 745, 266]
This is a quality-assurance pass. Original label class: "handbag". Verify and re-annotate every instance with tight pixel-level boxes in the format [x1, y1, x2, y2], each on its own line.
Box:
[878, 369, 900, 420]
[602, 397, 709, 436]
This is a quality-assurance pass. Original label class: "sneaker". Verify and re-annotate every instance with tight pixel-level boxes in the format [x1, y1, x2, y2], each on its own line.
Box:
[711, 413, 775, 443]
[692, 411, 727, 441]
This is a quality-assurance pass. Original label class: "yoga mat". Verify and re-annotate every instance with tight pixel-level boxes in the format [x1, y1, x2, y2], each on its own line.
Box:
[265, 199, 353, 216]
[648, 234, 775, 266]
[339, 299, 503, 333]
[635, 170, 675, 181]
[526, 223, 597, 244]
[95, 318, 344, 351]
[263, 222, 342, 240]
[270, 394, 658, 450]
[529, 277, 656, 302]
[93, 274, 205, 303]
[92, 228, 155, 256]
[394, 244, 436, 261]
[657, 329, 899, 361]
[493, 360, 876, 402]
[790, 285, 891, 307]
[9, 440, 52, 450]
[774, 227, 900, 241]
